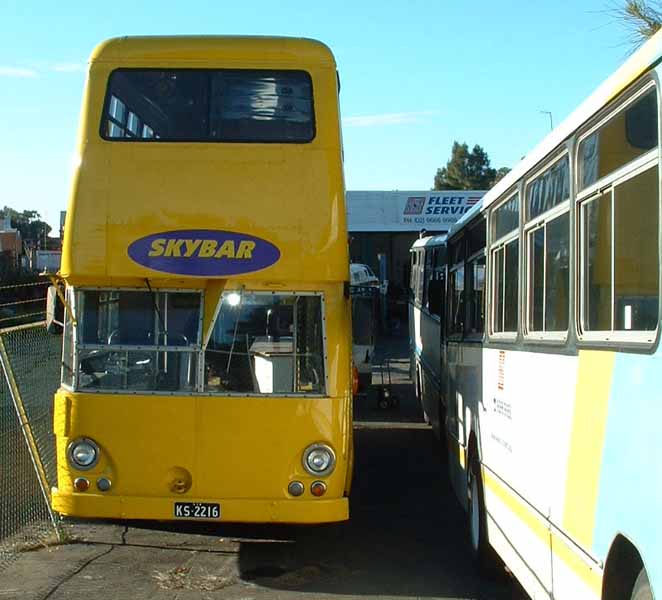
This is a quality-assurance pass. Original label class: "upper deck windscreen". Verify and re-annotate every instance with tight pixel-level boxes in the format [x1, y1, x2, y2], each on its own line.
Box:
[101, 69, 315, 143]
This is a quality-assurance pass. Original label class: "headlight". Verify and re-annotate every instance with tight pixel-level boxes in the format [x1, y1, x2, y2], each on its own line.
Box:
[302, 443, 336, 477]
[67, 438, 100, 470]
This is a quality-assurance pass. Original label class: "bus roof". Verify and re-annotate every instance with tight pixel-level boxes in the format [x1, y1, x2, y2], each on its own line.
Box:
[477, 28, 662, 213]
[90, 36, 337, 67]
[448, 198, 485, 238]
[410, 234, 447, 250]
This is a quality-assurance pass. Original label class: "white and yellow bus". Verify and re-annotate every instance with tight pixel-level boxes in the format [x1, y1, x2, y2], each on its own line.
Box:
[408, 234, 447, 432]
[411, 30, 662, 600]
[50, 36, 353, 524]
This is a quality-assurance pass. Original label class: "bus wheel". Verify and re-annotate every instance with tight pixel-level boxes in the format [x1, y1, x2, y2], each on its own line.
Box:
[631, 568, 652, 600]
[467, 455, 497, 574]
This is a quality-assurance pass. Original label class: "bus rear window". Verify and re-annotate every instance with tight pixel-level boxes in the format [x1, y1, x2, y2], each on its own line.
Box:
[101, 69, 315, 143]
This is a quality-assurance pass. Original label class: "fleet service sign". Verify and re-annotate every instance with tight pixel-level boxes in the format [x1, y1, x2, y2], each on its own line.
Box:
[128, 229, 280, 276]
[345, 191, 486, 232]
[402, 194, 481, 227]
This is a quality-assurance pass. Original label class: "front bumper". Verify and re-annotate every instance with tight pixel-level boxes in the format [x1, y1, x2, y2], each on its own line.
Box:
[51, 489, 349, 524]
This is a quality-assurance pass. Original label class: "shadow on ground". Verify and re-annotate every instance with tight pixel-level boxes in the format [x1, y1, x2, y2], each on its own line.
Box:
[119, 425, 522, 598]
[236, 426, 520, 598]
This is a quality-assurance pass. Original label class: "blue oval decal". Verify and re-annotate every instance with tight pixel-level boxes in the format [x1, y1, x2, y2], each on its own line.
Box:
[127, 230, 281, 277]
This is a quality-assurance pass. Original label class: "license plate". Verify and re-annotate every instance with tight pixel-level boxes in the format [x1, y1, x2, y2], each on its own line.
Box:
[174, 502, 220, 519]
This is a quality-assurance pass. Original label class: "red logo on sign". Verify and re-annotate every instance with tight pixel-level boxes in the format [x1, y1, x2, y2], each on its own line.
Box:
[404, 197, 426, 215]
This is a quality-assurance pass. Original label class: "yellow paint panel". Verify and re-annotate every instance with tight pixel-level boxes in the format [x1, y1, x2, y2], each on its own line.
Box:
[551, 529, 602, 597]
[484, 469, 549, 543]
[90, 36, 337, 67]
[61, 36, 347, 286]
[562, 350, 615, 549]
[53, 390, 351, 521]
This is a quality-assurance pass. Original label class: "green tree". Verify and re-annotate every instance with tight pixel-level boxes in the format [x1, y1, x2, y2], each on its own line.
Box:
[434, 141, 510, 190]
[494, 167, 511, 186]
[0, 206, 51, 243]
[615, 1, 662, 49]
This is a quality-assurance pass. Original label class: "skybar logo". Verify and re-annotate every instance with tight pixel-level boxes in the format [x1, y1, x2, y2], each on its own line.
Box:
[128, 229, 281, 277]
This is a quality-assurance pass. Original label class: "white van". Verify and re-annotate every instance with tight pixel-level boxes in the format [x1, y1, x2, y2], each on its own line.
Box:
[350, 264, 379, 390]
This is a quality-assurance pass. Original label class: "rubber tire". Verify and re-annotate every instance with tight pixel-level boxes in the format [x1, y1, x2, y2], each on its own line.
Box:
[631, 568, 653, 600]
[378, 389, 390, 410]
[467, 455, 499, 576]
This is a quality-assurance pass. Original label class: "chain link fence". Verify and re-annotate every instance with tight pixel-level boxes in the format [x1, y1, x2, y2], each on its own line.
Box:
[0, 281, 49, 328]
[0, 321, 62, 571]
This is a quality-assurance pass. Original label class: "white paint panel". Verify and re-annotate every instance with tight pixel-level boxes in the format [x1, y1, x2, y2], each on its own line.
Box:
[550, 542, 602, 600]
[482, 349, 578, 519]
[485, 482, 553, 599]
[543, 357, 579, 527]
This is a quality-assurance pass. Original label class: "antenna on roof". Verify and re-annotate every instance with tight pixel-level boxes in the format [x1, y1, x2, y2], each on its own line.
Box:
[540, 110, 553, 131]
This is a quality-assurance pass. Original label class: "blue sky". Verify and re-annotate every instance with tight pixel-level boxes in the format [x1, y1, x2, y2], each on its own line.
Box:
[0, 0, 637, 230]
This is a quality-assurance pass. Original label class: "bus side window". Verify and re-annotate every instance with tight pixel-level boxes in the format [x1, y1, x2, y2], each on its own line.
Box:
[409, 252, 418, 301]
[428, 247, 445, 319]
[581, 167, 659, 332]
[423, 249, 434, 311]
[449, 237, 466, 336]
[416, 250, 425, 305]
[490, 192, 520, 335]
[465, 255, 486, 334]
[449, 264, 465, 335]
[465, 219, 486, 335]
[525, 154, 570, 336]
[579, 87, 658, 190]
[578, 83, 660, 336]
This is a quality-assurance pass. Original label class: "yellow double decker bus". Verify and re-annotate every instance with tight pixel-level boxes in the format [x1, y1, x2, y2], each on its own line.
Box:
[51, 36, 352, 524]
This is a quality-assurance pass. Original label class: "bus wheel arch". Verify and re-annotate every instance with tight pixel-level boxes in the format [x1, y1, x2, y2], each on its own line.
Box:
[601, 534, 650, 600]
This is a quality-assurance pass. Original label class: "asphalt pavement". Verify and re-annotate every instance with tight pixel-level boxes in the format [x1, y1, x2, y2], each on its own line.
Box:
[0, 335, 526, 600]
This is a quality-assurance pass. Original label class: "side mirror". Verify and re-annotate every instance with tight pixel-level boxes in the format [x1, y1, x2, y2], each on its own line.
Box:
[46, 285, 64, 335]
